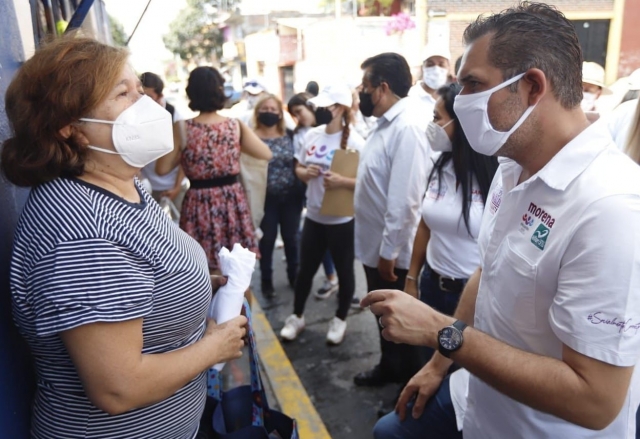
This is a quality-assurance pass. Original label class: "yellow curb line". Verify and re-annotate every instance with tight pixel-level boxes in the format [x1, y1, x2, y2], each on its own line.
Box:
[251, 299, 332, 439]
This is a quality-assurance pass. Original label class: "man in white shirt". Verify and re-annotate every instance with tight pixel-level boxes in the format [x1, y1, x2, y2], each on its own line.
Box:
[140, 72, 188, 209]
[353, 53, 430, 387]
[364, 3, 640, 439]
[408, 43, 452, 116]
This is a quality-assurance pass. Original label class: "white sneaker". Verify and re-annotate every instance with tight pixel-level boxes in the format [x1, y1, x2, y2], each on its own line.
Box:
[326, 317, 347, 345]
[350, 295, 362, 310]
[280, 314, 305, 341]
[314, 278, 339, 300]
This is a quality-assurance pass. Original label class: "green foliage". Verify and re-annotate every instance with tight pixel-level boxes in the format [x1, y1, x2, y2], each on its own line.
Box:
[108, 14, 128, 47]
[163, 0, 229, 62]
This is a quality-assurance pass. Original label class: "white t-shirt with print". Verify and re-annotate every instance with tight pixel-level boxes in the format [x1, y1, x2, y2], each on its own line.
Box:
[421, 156, 485, 279]
[297, 126, 365, 225]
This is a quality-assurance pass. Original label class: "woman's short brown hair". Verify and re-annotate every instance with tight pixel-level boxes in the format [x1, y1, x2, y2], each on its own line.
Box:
[252, 94, 286, 136]
[1, 34, 130, 187]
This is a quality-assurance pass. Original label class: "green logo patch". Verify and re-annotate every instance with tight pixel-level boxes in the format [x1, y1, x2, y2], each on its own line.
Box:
[530, 224, 550, 250]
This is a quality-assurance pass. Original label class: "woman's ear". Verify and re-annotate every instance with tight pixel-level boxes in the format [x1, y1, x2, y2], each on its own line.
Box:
[59, 125, 73, 139]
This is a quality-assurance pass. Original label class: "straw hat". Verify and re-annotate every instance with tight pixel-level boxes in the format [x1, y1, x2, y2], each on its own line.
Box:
[582, 62, 612, 94]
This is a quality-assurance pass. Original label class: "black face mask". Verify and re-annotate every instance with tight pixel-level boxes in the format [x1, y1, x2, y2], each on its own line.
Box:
[314, 107, 334, 126]
[258, 112, 280, 127]
[359, 91, 375, 118]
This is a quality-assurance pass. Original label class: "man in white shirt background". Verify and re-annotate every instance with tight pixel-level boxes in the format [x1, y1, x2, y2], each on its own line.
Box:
[352, 53, 430, 388]
[140, 72, 188, 210]
[581, 61, 612, 112]
[364, 3, 640, 439]
[408, 43, 452, 116]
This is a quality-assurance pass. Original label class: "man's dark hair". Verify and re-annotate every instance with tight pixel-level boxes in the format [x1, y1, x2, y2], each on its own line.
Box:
[463, 1, 583, 109]
[454, 56, 463, 76]
[140, 72, 164, 96]
[186, 66, 227, 112]
[361, 53, 412, 98]
[305, 81, 319, 97]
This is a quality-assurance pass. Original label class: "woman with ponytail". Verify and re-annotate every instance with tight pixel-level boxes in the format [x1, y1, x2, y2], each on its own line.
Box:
[280, 84, 365, 345]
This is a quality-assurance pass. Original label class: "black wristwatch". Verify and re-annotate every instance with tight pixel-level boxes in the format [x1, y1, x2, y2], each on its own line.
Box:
[437, 320, 468, 358]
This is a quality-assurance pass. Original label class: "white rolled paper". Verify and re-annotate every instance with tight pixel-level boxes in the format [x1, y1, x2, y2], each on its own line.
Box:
[209, 243, 257, 371]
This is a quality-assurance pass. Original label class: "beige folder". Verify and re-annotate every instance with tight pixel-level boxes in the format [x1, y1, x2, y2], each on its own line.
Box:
[320, 149, 360, 217]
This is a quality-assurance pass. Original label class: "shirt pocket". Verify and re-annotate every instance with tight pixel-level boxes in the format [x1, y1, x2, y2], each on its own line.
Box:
[492, 238, 537, 328]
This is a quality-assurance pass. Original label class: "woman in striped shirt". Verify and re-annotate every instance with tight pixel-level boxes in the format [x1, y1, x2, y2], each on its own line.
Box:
[1, 35, 247, 438]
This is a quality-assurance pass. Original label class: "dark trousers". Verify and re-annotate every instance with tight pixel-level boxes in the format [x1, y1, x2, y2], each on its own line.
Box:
[259, 193, 303, 283]
[373, 374, 462, 439]
[294, 218, 355, 320]
[364, 264, 425, 383]
[418, 264, 465, 364]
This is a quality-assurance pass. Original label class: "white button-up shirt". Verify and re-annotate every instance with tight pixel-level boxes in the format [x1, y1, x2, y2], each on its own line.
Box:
[354, 98, 429, 270]
[465, 122, 640, 438]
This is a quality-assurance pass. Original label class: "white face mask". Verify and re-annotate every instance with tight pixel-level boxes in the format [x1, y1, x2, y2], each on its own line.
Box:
[423, 66, 449, 90]
[426, 119, 454, 152]
[453, 73, 537, 157]
[581, 92, 597, 111]
[80, 95, 173, 168]
[246, 94, 261, 110]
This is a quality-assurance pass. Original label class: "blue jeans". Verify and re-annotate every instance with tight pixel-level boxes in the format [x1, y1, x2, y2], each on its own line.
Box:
[259, 193, 303, 282]
[322, 251, 335, 278]
[373, 374, 462, 439]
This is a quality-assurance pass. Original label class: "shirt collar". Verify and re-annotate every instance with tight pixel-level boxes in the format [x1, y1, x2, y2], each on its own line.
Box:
[536, 122, 613, 191]
[499, 122, 613, 193]
[378, 97, 409, 125]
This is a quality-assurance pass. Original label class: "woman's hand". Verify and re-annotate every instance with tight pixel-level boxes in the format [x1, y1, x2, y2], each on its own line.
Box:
[210, 275, 227, 297]
[323, 171, 344, 190]
[404, 276, 419, 299]
[306, 165, 322, 179]
[204, 315, 248, 365]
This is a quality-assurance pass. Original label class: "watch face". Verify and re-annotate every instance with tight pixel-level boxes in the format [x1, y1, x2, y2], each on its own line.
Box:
[439, 327, 462, 351]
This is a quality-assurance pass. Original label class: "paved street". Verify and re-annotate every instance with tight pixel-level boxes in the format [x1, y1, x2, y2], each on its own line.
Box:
[250, 244, 400, 439]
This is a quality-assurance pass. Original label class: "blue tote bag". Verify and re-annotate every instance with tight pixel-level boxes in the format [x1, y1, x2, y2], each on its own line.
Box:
[207, 302, 299, 439]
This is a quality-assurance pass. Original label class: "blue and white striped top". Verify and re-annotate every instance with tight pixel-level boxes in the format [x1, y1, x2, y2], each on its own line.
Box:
[10, 177, 212, 439]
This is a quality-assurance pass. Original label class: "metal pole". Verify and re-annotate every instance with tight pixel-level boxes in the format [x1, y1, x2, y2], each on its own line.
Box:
[125, 0, 153, 46]
[65, 0, 95, 32]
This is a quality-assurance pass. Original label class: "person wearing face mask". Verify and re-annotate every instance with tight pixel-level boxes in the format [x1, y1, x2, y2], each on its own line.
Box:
[363, 3, 640, 439]
[253, 95, 305, 298]
[288, 93, 341, 299]
[1, 36, 250, 438]
[373, 83, 497, 436]
[408, 44, 452, 115]
[279, 84, 365, 345]
[156, 67, 272, 274]
[581, 61, 612, 112]
[352, 53, 430, 387]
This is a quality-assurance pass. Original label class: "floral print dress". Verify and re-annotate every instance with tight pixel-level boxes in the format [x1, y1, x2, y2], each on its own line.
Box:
[180, 118, 258, 270]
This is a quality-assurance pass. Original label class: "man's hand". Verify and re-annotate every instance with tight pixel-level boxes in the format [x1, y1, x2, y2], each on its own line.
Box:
[323, 171, 343, 190]
[361, 289, 453, 347]
[377, 257, 397, 282]
[396, 361, 448, 421]
[210, 275, 227, 296]
[161, 186, 181, 201]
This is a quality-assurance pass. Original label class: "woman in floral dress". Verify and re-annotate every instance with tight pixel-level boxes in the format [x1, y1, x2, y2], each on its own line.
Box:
[157, 67, 272, 271]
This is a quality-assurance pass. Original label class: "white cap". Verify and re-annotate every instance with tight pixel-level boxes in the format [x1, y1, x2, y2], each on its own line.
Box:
[421, 43, 451, 63]
[628, 69, 640, 91]
[582, 62, 612, 94]
[308, 83, 353, 108]
[243, 78, 267, 95]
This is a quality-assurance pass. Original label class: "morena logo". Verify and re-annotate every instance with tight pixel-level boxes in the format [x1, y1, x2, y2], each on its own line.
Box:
[527, 202, 555, 228]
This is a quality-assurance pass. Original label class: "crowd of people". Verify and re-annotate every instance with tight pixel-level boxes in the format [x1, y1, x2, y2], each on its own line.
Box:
[3, 1, 640, 438]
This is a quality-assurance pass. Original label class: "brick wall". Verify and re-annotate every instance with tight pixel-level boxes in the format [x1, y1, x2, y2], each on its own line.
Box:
[428, 0, 614, 14]
[619, 0, 640, 76]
